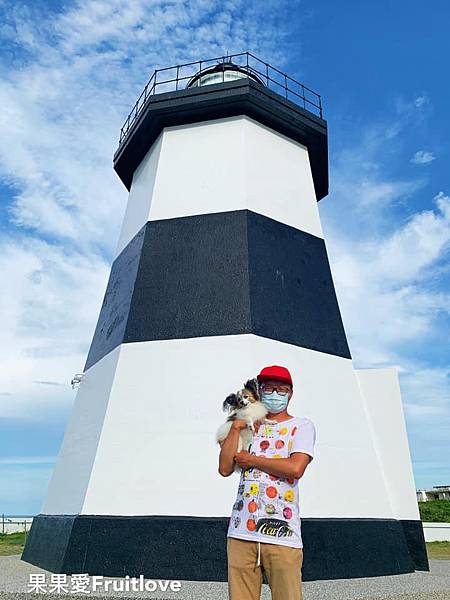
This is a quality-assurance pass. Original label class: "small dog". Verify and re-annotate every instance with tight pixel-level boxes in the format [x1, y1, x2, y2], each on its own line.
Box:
[216, 378, 277, 465]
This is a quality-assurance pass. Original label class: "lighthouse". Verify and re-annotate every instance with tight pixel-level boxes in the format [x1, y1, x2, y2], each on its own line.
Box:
[22, 53, 428, 581]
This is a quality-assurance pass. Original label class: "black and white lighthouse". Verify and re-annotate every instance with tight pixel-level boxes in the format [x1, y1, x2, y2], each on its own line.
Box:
[23, 53, 428, 581]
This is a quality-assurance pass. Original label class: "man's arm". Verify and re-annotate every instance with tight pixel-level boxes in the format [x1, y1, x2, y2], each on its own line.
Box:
[234, 451, 312, 480]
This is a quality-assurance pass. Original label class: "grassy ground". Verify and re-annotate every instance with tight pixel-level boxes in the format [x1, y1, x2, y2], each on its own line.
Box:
[0, 532, 26, 556]
[426, 541, 450, 559]
[1, 531, 449, 560]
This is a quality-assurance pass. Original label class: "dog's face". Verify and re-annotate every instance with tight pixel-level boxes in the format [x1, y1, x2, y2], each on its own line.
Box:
[243, 378, 260, 403]
[222, 377, 261, 413]
[222, 391, 248, 413]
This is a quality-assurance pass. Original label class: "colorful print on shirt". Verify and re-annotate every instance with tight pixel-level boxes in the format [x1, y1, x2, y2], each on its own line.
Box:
[226, 416, 316, 549]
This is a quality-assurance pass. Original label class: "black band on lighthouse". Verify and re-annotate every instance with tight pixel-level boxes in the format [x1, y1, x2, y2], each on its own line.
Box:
[22, 514, 427, 580]
[84, 210, 351, 371]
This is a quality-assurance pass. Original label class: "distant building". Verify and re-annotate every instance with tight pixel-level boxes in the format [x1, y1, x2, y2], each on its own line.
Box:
[417, 485, 450, 502]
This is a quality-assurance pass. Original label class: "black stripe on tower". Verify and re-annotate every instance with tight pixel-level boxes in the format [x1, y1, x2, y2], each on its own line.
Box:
[22, 514, 428, 579]
[85, 210, 351, 371]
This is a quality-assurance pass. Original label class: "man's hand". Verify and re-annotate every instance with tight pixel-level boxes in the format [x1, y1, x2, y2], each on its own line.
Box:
[232, 418, 265, 432]
[234, 450, 256, 469]
[253, 419, 264, 433]
[231, 419, 248, 431]
[219, 419, 265, 476]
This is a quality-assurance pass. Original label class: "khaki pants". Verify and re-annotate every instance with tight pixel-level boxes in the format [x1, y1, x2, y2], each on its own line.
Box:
[227, 537, 303, 600]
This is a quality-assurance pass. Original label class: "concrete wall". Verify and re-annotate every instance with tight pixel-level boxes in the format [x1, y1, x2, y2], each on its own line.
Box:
[423, 522, 450, 542]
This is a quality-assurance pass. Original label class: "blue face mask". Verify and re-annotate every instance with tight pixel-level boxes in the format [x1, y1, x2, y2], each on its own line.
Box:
[261, 390, 289, 414]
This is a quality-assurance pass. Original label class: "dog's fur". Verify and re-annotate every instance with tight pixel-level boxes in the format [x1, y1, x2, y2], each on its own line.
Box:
[216, 378, 277, 470]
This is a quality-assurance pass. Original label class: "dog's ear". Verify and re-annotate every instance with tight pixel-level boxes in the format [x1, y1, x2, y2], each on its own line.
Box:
[244, 378, 260, 401]
[223, 393, 238, 413]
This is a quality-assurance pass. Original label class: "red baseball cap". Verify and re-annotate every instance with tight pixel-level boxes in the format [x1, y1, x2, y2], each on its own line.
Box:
[257, 365, 293, 387]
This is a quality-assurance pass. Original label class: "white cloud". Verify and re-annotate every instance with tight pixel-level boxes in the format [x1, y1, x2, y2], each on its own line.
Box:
[321, 107, 450, 461]
[411, 150, 436, 165]
[414, 94, 429, 108]
[0, 235, 109, 419]
[326, 188, 450, 365]
[327, 98, 436, 229]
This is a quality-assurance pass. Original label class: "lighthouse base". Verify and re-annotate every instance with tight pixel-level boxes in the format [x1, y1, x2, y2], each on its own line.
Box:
[22, 514, 428, 581]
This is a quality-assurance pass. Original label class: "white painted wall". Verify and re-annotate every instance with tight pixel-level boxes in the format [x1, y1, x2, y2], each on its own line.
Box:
[355, 368, 420, 520]
[42, 348, 120, 514]
[115, 134, 163, 256]
[39, 334, 397, 519]
[423, 522, 450, 542]
[115, 116, 323, 257]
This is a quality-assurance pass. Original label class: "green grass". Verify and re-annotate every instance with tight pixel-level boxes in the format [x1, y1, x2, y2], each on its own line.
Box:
[0, 531, 26, 556]
[426, 541, 450, 559]
[419, 499, 450, 522]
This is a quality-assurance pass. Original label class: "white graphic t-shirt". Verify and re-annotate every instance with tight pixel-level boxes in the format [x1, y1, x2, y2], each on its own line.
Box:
[227, 416, 316, 548]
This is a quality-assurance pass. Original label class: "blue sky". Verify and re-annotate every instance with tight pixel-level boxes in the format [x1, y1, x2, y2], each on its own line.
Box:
[0, 0, 449, 515]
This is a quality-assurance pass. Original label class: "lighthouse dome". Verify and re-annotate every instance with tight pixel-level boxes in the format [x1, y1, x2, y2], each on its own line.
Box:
[186, 61, 265, 88]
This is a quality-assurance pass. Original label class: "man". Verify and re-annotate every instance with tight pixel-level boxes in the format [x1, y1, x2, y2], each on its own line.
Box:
[218, 365, 316, 600]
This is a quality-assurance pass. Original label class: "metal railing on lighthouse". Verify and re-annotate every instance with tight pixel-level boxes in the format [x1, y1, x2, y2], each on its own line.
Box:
[118, 52, 324, 149]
